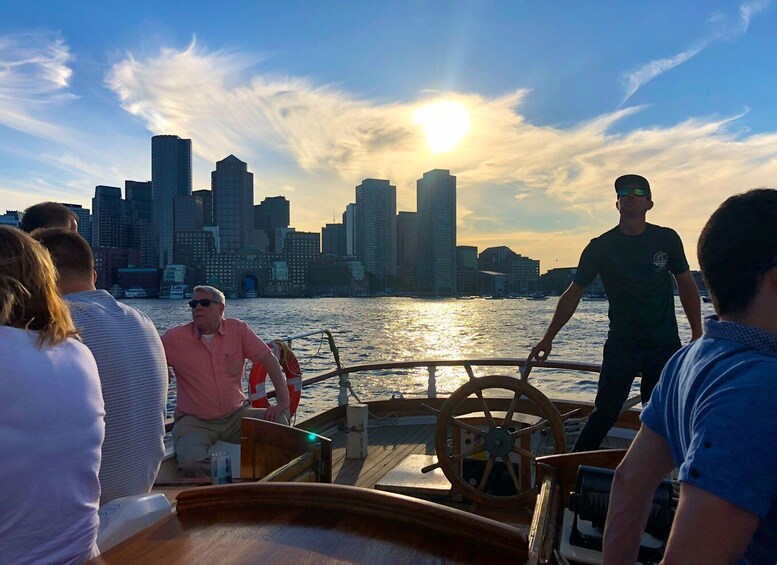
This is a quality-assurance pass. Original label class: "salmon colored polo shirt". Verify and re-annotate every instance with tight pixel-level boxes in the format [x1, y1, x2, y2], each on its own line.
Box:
[161, 318, 272, 420]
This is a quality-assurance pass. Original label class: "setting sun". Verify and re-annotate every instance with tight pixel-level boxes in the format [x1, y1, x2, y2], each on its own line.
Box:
[413, 100, 471, 153]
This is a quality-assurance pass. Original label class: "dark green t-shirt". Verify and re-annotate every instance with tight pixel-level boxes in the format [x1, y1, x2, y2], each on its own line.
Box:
[573, 224, 689, 343]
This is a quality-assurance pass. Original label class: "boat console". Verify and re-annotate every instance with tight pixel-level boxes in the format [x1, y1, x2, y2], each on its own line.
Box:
[558, 465, 674, 564]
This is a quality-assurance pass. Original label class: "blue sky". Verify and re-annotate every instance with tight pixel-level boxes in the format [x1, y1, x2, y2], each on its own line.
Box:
[1, 0, 775, 270]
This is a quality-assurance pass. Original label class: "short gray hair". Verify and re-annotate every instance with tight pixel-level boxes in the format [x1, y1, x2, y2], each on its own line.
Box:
[193, 285, 226, 306]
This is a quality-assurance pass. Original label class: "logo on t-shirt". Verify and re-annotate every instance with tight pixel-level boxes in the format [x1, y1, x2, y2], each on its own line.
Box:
[653, 250, 668, 271]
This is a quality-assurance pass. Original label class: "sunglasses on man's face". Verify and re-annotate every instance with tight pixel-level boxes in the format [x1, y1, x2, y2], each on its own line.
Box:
[188, 299, 217, 308]
[617, 187, 647, 198]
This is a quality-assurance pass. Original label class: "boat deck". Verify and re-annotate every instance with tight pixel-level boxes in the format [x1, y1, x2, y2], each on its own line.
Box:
[330, 419, 437, 487]
[326, 417, 631, 490]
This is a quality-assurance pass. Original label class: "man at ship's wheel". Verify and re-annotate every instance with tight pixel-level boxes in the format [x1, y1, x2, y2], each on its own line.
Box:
[529, 174, 702, 451]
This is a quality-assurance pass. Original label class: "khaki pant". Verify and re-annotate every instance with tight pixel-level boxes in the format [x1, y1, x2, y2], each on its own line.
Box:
[173, 405, 289, 477]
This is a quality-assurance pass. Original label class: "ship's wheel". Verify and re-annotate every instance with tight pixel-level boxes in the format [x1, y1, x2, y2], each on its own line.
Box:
[434, 375, 566, 508]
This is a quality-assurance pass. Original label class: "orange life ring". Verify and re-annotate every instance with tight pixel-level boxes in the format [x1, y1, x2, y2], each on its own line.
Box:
[248, 340, 302, 416]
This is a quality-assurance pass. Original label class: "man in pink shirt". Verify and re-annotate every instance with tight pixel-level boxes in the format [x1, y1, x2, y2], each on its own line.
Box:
[162, 285, 291, 477]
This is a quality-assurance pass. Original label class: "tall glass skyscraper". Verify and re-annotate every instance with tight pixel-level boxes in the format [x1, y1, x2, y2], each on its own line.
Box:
[416, 169, 457, 295]
[152, 135, 192, 267]
[355, 178, 396, 287]
[212, 154, 253, 253]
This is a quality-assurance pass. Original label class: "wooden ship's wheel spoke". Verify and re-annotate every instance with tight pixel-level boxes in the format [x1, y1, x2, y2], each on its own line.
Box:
[450, 442, 486, 462]
[502, 392, 521, 427]
[512, 444, 537, 460]
[451, 418, 486, 437]
[502, 455, 522, 493]
[476, 457, 496, 491]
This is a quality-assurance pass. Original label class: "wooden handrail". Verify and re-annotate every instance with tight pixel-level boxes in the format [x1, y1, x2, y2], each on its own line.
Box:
[266, 357, 602, 398]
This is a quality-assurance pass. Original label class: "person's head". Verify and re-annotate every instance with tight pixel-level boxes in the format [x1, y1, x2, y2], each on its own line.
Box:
[614, 174, 653, 217]
[698, 188, 777, 316]
[31, 227, 96, 293]
[189, 285, 226, 335]
[20, 202, 78, 233]
[0, 226, 76, 346]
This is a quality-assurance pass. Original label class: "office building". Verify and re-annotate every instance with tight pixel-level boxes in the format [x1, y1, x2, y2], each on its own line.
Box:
[396, 211, 418, 292]
[125, 181, 154, 267]
[355, 179, 396, 288]
[416, 169, 457, 295]
[343, 203, 356, 256]
[152, 134, 192, 267]
[254, 196, 290, 251]
[174, 194, 203, 233]
[212, 155, 253, 253]
[63, 203, 91, 244]
[457, 245, 478, 295]
[91, 185, 125, 248]
[322, 223, 347, 256]
[193, 189, 214, 226]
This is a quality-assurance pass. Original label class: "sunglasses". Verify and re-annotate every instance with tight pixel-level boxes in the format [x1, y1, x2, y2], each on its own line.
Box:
[188, 299, 218, 308]
[617, 187, 647, 198]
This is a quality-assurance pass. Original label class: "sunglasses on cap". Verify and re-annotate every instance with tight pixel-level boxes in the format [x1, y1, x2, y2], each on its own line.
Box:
[188, 299, 218, 308]
[617, 187, 647, 198]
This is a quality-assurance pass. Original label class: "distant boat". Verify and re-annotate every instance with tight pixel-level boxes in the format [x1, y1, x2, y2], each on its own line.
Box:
[702, 295, 712, 303]
[529, 292, 547, 300]
[124, 287, 147, 299]
[245, 290, 258, 299]
[169, 285, 187, 300]
[582, 294, 607, 302]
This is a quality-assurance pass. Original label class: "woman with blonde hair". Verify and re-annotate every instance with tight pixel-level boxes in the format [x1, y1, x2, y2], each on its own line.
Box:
[0, 226, 105, 564]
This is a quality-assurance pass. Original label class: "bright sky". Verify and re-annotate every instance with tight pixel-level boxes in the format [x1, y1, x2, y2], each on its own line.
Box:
[1, 1, 776, 272]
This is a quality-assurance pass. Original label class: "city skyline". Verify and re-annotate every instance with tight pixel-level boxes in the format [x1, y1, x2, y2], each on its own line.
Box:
[1, 2, 777, 270]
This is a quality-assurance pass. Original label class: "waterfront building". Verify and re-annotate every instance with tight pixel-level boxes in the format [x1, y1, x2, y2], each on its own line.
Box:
[203, 252, 237, 294]
[94, 247, 139, 290]
[272, 226, 294, 253]
[0, 211, 20, 227]
[322, 222, 347, 256]
[212, 155, 253, 253]
[92, 185, 126, 248]
[254, 196, 290, 252]
[152, 134, 192, 267]
[343, 203, 356, 256]
[477, 271, 508, 296]
[456, 245, 478, 295]
[306, 255, 355, 296]
[174, 229, 217, 281]
[281, 231, 321, 294]
[125, 181, 154, 268]
[174, 194, 203, 234]
[63, 203, 92, 244]
[396, 211, 418, 293]
[193, 189, 214, 226]
[508, 255, 540, 295]
[234, 250, 271, 297]
[478, 246, 539, 295]
[117, 267, 159, 297]
[539, 267, 577, 295]
[355, 178, 396, 290]
[416, 169, 457, 296]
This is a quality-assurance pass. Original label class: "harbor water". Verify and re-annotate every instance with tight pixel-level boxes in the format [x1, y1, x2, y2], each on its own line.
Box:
[129, 296, 713, 421]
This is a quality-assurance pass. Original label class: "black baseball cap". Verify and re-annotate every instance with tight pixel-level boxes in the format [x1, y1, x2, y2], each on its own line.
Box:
[614, 174, 651, 199]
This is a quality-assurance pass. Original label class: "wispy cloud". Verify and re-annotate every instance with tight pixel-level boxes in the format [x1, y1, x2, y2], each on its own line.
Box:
[620, 1, 769, 104]
[0, 31, 76, 140]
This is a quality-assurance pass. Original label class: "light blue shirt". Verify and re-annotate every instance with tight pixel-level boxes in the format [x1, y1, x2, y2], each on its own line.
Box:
[642, 316, 777, 564]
